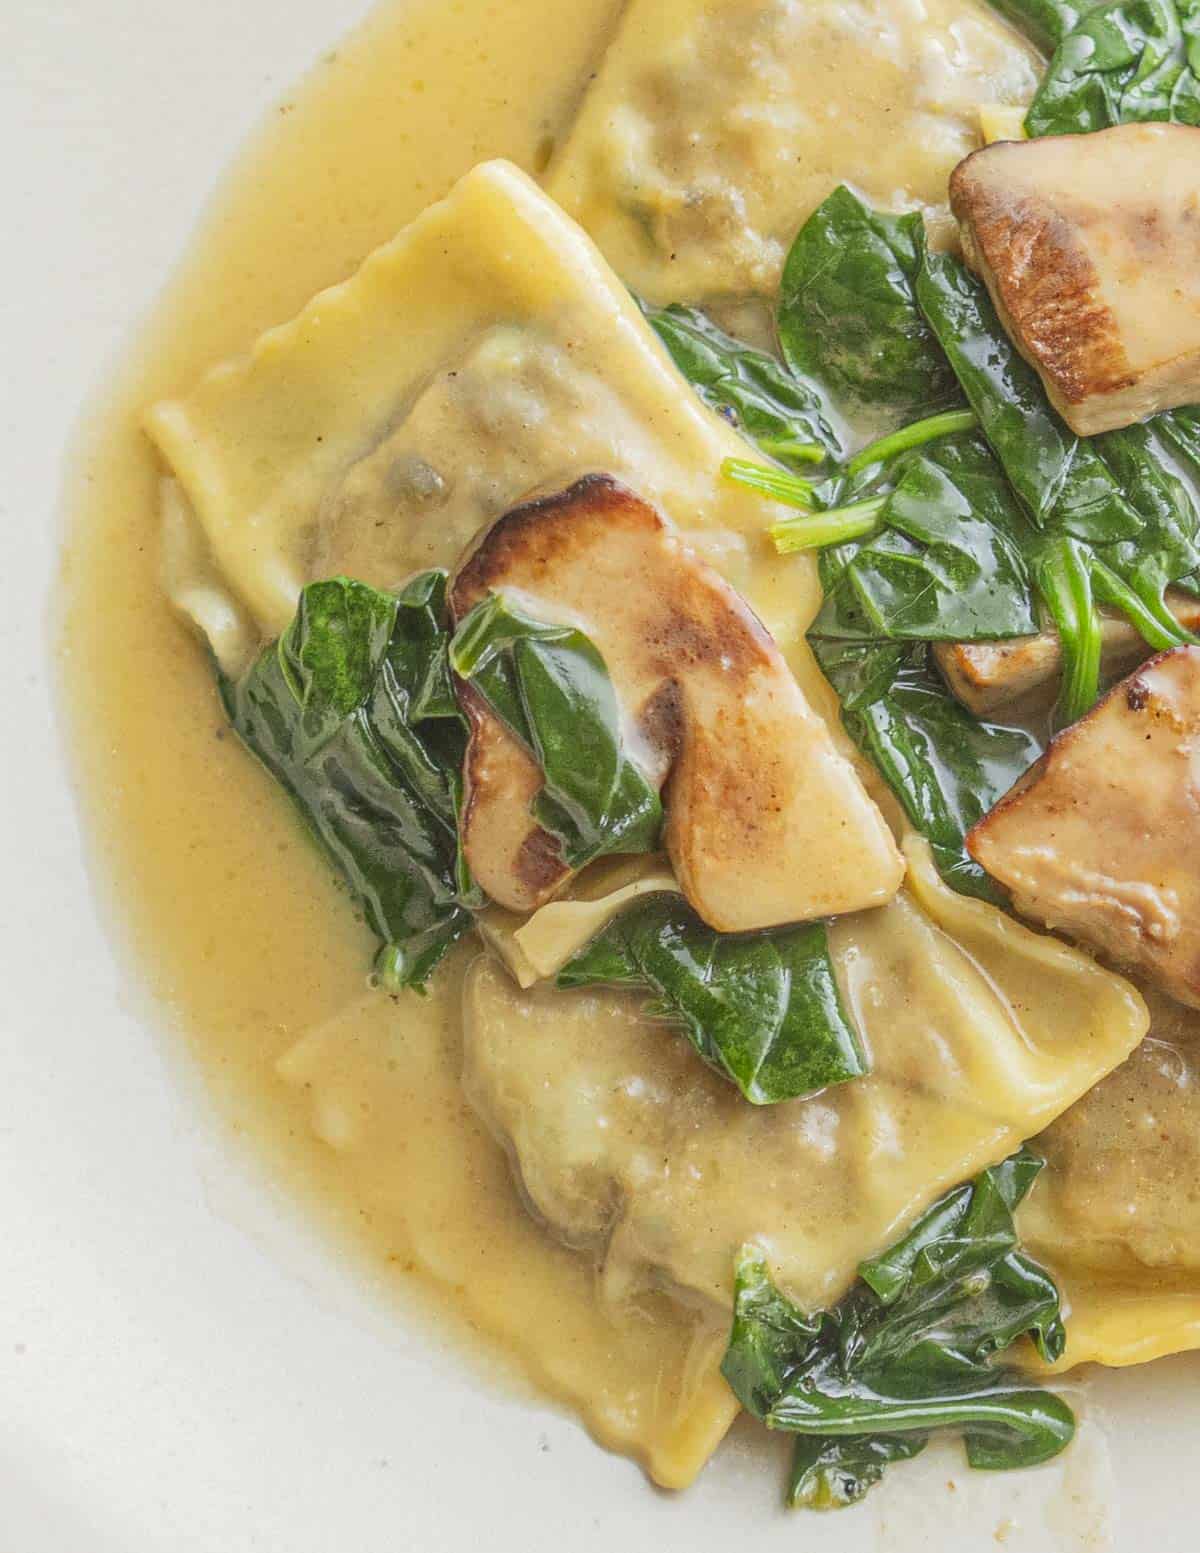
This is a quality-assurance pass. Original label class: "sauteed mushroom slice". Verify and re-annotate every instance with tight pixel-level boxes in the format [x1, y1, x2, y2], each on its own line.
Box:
[450, 474, 904, 929]
[934, 593, 1200, 717]
[951, 123, 1200, 437]
[968, 646, 1200, 1008]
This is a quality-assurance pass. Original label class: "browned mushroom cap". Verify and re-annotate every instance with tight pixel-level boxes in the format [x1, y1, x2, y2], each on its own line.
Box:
[951, 123, 1200, 437]
[450, 474, 904, 931]
[967, 646, 1200, 1008]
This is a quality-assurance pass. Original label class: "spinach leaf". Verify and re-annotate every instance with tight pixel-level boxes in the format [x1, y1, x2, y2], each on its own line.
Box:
[1024, 0, 1200, 135]
[778, 186, 963, 426]
[788, 1434, 928, 1510]
[810, 432, 1040, 642]
[915, 248, 1141, 546]
[1157, 405, 1200, 592]
[640, 300, 843, 465]
[450, 593, 663, 871]
[557, 894, 866, 1106]
[986, 0, 1091, 50]
[915, 247, 1200, 716]
[723, 1148, 1074, 1511]
[811, 640, 1041, 901]
[1091, 417, 1200, 641]
[221, 575, 474, 989]
[1175, 0, 1200, 118]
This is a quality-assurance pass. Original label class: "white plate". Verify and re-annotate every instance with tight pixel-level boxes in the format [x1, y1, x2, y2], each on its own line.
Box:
[5, 2, 1199, 1547]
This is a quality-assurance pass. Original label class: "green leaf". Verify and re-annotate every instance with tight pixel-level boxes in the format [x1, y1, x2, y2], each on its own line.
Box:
[811, 640, 1041, 901]
[1025, 0, 1196, 135]
[768, 1374, 1075, 1475]
[915, 248, 1141, 546]
[450, 593, 662, 871]
[779, 186, 963, 426]
[278, 576, 399, 754]
[811, 432, 1040, 642]
[860, 1149, 1045, 1307]
[1174, 0, 1200, 118]
[722, 1245, 824, 1416]
[723, 1151, 1074, 1510]
[221, 575, 475, 989]
[557, 894, 866, 1106]
[640, 299, 843, 465]
[914, 245, 1200, 718]
[1093, 419, 1200, 641]
[788, 1434, 929, 1509]
[1155, 409, 1200, 600]
[985, 0, 1091, 51]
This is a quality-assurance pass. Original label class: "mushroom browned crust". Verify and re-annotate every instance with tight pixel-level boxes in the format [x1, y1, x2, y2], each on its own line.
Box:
[951, 123, 1200, 437]
[968, 646, 1200, 1007]
[450, 474, 904, 930]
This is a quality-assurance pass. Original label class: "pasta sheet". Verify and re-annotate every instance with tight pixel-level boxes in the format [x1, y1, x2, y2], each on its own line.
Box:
[146, 158, 814, 665]
[546, 0, 1040, 301]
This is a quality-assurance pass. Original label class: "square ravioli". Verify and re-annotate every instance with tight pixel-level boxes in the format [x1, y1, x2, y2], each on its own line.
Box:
[146, 158, 906, 930]
[275, 979, 738, 1490]
[469, 840, 1148, 1315]
[1020, 989, 1200, 1373]
[145, 158, 816, 658]
[546, 0, 1040, 302]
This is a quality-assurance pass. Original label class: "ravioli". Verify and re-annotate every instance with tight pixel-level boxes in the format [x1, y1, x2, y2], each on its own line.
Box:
[145, 158, 820, 669]
[546, 0, 1041, 302]
[465, 839, 1146, 1313]
[273, 956, 738, 1489]
[1020, 990, 1200, 1370]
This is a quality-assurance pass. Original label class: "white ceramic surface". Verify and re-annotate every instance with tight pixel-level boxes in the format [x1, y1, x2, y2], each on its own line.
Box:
[5, 3, 1199, 1547]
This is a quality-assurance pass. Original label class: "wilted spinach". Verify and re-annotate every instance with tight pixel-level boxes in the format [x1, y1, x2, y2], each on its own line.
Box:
[1157, 405, 1200, 593]
[811, 640, 1041, 900]
[810, 432, 1040, 642]
[788, 1434, 928, 1510]
[985, 0, 1091, 50]
[1022, 0, 1200, 135]
[778, 186, 963, 426]
[557, 893, 866, 1105]
[723, 1148, 1074, 1510]
[641, 300, 843, 465]
[1093, 417, 1200, 638]
[450, 593, 663, 871]
[221, 574, 475, 990]
[915, 249, 1141, 546]
[916, 247, 1200, 718]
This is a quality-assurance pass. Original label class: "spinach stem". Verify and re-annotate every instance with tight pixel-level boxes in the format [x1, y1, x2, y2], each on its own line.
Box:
[1090, 560, 1192, 651]
[722, 457, 816, 509]
[1035, 538, 1102, 726]
[754, 434, 828, 465]
[846, 408, 979, 478]
[771, 496, 886, 555]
